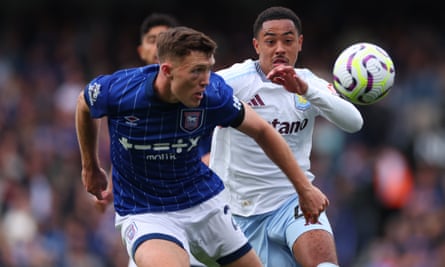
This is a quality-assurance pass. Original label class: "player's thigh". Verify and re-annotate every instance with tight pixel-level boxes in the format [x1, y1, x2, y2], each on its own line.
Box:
[292, 229, 338, 266]
[116, 212, 191, 266]
[134, 238, 189, 267]
[287, 210, 338, 266]
[128, 239, 205, 267]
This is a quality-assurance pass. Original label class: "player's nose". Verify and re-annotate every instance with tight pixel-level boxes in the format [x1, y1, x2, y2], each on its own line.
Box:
[275, 41, 287, 53]
[200, 71, 211, 86]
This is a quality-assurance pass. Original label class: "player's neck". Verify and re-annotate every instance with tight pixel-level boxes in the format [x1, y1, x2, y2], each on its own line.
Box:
[154, 75, 177, 104]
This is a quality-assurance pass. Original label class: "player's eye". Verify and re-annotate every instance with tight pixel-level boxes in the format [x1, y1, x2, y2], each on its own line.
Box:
[146, 36, 156, 44]
[265, 39, 276, 45]
[191, 67, 210, 77]
[192, 67, 204, 73]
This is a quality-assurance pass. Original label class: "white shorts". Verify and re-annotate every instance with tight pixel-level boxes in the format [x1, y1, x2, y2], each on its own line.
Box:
[233, 194, 333, 267]
[115, 192, 250, 266]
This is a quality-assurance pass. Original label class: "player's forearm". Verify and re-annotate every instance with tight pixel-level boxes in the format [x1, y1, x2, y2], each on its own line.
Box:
[75, 92, 101, 169]
[305, 85, 363, 132]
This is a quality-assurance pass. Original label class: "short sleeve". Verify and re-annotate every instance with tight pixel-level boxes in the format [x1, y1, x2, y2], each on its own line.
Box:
[83, 75, 111, 118]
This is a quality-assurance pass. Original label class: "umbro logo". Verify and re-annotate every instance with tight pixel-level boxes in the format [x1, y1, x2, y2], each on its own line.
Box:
[124, 115, 140, 126]
[247, 94, 265, 107]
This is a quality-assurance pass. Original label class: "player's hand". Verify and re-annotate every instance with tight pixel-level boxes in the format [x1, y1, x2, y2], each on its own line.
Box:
[297, 184, 329, 225]
[266, 65, 308, 95]
[81, 167, 109, 205]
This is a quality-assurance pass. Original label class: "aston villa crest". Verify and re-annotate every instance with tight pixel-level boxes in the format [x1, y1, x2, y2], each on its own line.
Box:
[294, 94, 311, 111]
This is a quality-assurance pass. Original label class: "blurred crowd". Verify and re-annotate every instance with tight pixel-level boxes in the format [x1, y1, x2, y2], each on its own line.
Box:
[0, 1, 445, 266]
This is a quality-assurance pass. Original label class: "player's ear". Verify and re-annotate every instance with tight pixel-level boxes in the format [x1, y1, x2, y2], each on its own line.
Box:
[137, 45, 143, 59]
[252, 38, 260, 55]
[160, 63, 173, 79]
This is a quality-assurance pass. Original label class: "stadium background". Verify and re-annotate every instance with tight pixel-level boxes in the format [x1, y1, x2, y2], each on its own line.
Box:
[0, 0, 444, 266]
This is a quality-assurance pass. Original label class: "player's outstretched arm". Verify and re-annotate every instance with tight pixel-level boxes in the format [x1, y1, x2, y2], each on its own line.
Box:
[75, 91, 110, 206]
[235, 102, 329, 224]
[268, 65, 363, 133]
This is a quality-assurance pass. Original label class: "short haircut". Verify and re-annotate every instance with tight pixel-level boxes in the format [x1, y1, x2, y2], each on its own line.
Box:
[253, 6, 302, 38]
[140, 13, 179, 38]
[156, 26, 217, 62]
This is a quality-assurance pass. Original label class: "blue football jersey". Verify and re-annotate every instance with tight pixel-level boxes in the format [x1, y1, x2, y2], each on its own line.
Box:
[83, 65, 243, 215]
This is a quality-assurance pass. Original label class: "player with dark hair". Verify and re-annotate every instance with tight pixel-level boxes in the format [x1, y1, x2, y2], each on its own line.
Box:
[76, 26, 328, 267]
[137, 13, 179, 65]
[210, 6, 363, 267]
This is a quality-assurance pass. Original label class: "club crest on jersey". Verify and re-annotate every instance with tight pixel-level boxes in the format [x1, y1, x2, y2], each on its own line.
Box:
[294, 94, 311, 111]
[180, 109, 203, 133]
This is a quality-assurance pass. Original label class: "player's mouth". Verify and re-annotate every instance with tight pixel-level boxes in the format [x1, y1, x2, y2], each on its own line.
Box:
[193, 91, 204, 101]
[272, 57, 288, 66]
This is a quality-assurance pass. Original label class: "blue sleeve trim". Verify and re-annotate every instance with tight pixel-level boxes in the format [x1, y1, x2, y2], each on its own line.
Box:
[229, 102, 245, 128]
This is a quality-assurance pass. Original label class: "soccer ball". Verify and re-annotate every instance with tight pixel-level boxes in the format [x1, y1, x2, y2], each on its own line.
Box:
[332, 42, 395, 105]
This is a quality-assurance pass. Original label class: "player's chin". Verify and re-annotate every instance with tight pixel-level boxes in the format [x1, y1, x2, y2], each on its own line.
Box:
[184, 96, 202, 107]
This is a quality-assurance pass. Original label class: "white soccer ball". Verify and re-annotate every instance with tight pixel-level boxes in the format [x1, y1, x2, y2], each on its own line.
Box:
[332, 42, 395, 105]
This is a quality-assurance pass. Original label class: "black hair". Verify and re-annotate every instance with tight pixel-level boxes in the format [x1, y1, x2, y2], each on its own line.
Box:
[253, 6, 302, 38]
[140, 13, 179, 37]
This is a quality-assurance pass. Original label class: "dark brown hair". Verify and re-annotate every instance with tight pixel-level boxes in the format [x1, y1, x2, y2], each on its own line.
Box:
[156, 26, 217, 62]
